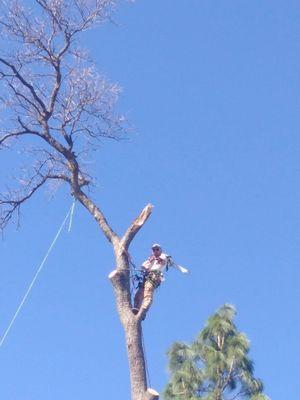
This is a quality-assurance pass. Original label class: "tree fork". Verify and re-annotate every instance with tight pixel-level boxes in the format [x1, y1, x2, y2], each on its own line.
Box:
[105, 204, 159, 400]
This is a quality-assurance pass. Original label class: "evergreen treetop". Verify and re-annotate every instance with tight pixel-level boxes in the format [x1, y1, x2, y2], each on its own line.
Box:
[164, 304, 269, 400]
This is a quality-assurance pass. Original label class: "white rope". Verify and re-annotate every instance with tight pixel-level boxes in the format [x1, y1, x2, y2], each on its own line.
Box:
[0, 201, 75, 348]
[68, 200, 75, 232]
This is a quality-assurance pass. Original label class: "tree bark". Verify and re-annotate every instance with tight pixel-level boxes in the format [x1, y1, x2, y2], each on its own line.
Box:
[88, 202, 159, 400]
[125, 319, 148, 399]
[109, 268, 157, 400]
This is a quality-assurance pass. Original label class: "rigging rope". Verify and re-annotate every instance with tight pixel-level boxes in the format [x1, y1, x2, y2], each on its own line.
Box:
[141, 327, 151, 388]
[0, 201, 75, 348]
[68, 200, 76, 232]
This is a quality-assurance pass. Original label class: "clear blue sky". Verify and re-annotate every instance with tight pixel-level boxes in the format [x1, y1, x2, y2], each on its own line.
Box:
[1, 1, 299, 398]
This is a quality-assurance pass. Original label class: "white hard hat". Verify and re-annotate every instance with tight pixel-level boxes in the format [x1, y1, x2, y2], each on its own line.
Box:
[151, 243, 162, 249]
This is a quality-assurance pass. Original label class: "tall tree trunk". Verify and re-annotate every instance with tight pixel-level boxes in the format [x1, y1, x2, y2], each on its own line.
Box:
[77, 192, 159, 400]
[124, 321, 159, 400]
[109, 266, 159, 400]
[125, 316, 147, 398]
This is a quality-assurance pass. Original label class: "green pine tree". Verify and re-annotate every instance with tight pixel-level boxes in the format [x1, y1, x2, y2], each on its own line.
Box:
[164, 304, 269, 400]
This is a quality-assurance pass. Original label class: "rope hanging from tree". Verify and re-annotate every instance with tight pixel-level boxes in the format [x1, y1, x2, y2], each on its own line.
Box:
[0, 201, 76, 348]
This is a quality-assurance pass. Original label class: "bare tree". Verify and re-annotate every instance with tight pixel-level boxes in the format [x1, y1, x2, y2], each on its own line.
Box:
[0, 1, 159, 399]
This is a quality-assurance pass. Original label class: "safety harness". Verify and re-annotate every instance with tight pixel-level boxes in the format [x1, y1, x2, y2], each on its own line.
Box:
[132, 256, 175, 289]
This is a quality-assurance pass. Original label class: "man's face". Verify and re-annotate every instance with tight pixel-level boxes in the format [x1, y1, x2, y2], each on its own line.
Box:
[152, 247, 162, 257]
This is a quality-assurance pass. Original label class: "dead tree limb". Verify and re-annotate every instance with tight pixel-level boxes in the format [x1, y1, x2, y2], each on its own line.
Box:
[122, 203, 154, 250]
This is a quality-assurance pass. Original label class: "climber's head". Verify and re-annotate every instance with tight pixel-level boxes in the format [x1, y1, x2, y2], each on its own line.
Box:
[152, 243, 162, 256]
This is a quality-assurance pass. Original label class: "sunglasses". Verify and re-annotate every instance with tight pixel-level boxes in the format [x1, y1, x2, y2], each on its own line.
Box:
[152, 248, 161, 251]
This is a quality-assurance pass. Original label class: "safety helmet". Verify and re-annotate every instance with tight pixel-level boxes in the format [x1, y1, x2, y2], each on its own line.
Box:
[151, 243, 162, 250]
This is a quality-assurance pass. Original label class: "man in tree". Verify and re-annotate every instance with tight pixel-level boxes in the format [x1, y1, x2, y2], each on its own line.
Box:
[164, 304, 269, 400]
[133, 244, 168, 316]
[133, 244, 189, 318]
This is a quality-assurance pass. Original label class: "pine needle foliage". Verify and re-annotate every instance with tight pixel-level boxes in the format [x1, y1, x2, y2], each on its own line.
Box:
[164, 304, 270, 400]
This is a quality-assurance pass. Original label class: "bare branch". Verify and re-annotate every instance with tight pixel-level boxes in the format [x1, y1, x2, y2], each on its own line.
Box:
[0, 129, 39, 146]
[0, 57, 47, 114]
[75, 188, 119, 244]
[0, 175, 49, 229]
[47, 61, 62, 116]
[121, 204, 154, 249]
